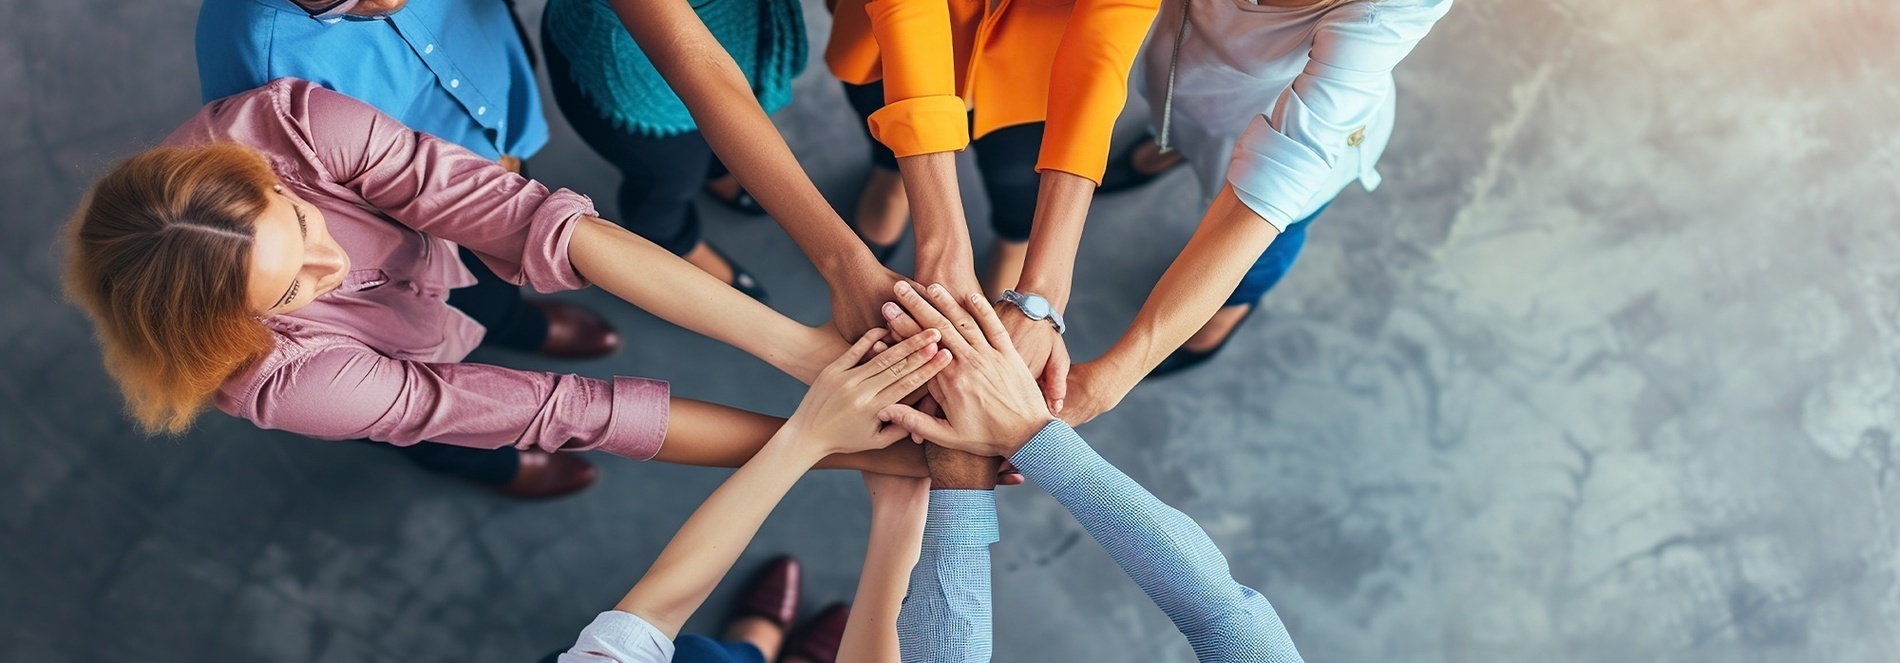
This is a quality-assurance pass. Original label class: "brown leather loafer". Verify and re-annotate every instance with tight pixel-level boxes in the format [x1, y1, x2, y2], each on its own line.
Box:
[532, 299, 620, 359]
[732, 556, 802, 629]
[491, 450, 598, 500]
[785, 603, 849, 663]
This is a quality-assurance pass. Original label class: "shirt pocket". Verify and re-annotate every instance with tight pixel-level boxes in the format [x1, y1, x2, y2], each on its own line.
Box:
[341, 269, 391, 293]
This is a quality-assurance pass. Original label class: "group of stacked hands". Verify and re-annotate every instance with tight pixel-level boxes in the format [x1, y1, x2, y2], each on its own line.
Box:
[101, 0, 1459, 658]
[555, 278, 1305, 663]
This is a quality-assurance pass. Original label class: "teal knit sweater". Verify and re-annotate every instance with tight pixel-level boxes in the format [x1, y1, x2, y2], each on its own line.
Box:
[545, 0, 807, 137]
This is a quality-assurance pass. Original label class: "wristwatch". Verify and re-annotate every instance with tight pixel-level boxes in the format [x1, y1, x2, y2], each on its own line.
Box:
[996, 290, 1066, 334]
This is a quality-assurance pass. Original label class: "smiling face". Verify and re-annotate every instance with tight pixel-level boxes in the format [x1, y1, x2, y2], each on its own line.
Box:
[245, 187, 351, 316]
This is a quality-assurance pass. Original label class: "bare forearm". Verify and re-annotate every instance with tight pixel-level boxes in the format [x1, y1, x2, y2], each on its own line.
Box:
[1015, 170, 1097, 308]
[1097, 185, 1281, 394]
[618, 433, 821, 636]
[838, 493, 929, 663]
[608, 0, 878, 278]
[569, 218, 832, 381]
[899, 153, 980, 294]
[655, 399, 927, 476]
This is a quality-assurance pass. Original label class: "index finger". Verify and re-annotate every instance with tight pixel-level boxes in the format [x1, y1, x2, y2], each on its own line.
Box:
[892, 281, 977, 354]
[918, 282, 991, 351]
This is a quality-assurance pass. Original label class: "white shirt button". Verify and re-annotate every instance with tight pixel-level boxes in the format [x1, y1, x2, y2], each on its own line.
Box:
[449, 78, 460, 89]
[423, 44, 435, 54]
[477, 106, 487, 116]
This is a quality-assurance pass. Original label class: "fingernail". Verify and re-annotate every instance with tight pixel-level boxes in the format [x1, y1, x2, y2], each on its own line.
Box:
[928, 284, 946, 296]
[970, 293, 984, 304]
[883, 302, 900, 318]
[896, 282, 913, 294]
[1055, 399, 1065, 413]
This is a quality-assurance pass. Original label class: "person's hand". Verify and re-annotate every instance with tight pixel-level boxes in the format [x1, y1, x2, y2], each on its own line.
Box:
[790, 327, 855, 384]
[876, 282, 1056, 457]
[1055, 360, 1122, 426]
[995, 302, 1070, 411]
[827, 266, 907, 341]
[784, 328, 952, 456]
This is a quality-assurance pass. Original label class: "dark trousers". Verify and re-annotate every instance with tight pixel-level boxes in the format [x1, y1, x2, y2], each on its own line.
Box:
[841, 80, 1045, 242]
[542, 20, 727, 257]
[372, 440, 519, 486]
[1227, 202, 1331, 306]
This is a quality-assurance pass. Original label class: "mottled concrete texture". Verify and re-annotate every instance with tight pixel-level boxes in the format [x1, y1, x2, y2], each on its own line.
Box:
[3, 0, 1898, 661]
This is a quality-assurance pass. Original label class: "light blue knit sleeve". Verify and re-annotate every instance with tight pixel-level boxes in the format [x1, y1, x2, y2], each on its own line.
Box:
[1010, 421, 1305, 663]
[896, 490, 997, 662]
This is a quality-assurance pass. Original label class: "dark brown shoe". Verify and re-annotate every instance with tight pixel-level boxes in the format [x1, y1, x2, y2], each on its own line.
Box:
[491, 450, 598, 500]
[784, 603, 849, 663]
[733, 556, 802, 629]
[532, 299, 619, 359]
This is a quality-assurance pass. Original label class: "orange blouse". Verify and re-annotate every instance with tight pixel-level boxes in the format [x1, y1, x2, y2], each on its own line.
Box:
[825, 0, 1163, 184]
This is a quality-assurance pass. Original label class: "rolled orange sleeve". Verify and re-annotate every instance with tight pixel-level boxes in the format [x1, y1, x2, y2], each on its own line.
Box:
[1037, 0, 1164, 183]
[864, 0, 971, 157]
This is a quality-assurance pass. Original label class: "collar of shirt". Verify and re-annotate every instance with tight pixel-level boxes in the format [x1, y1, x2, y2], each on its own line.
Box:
[240, 0, 534, 160]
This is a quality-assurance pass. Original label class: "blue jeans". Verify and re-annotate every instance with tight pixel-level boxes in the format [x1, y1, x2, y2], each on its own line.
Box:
[673, 636, 768, 663]
[1227, 201, 1331, 307]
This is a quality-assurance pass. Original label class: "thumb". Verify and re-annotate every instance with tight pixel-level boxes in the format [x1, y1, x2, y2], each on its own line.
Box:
[879, 403, 955, 444]
[1042, 345, 1071, 411]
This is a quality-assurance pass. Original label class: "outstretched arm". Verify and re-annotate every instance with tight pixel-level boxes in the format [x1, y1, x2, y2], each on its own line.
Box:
[568, 217, 844, 382]
[872, 284, 1302, 661]
[895, 490, 997, 662]
[1009, 421, 1305, 663]
[563, 330, 953, 662]
[606, 0, 899, 340]
[1063, 185, 1281, 423]
[837, 474, 931, 663]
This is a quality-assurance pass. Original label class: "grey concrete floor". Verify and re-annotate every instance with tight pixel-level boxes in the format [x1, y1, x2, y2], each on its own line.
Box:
[4, 0, 1899, 661]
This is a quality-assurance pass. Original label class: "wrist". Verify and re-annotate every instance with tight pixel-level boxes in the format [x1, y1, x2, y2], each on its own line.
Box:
[924, 444, 999, 490]
[1011, 276, 1072, 310]
[820, 251, 884, 289]
[1001, 417, 1056, 458]
[788, 327, 840, 383]
[768, 420, 833, 465]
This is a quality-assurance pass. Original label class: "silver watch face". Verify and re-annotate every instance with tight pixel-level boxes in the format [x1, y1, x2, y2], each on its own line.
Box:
[1020, 294, 1052, 318]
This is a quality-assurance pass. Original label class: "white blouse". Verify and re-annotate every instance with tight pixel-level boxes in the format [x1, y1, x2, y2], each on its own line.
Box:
[1141, 0, 1453, 229]
[557, 611, 675, 662]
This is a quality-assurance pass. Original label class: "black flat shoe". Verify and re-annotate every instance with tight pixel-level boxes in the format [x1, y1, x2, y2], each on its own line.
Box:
[1097, 133, 1187, 195]
[706, 243, 769, 303]
[704, 184, 767, 216]
[1146, 305, 1257, 379]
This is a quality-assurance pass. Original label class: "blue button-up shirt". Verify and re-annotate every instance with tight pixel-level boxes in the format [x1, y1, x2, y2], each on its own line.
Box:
[896, 422, 1306, 662]
[196, 0, 549, 161]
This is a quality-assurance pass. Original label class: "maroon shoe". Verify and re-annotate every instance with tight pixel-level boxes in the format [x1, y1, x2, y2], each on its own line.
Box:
[732, 556, 802, 629]
[784, 603, 849, 663]
[490, 450, 598, 500]
[531, 299, 620, 359]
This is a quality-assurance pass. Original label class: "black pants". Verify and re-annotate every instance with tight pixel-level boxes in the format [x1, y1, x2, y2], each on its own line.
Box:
[841, 80, 1045, 243]
[543, 20, 727, 257]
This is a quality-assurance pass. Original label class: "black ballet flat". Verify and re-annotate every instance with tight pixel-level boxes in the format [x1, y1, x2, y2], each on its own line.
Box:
[707, 243, 769, 303]
[1146, 305, 1258, 379]
[704, 184, 768, 216]
[1096, 132, 1187, 195]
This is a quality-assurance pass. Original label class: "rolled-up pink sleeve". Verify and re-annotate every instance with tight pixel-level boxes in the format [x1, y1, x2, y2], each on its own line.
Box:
[236, 345, 669, 460]
[280, 82, 597, 293]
